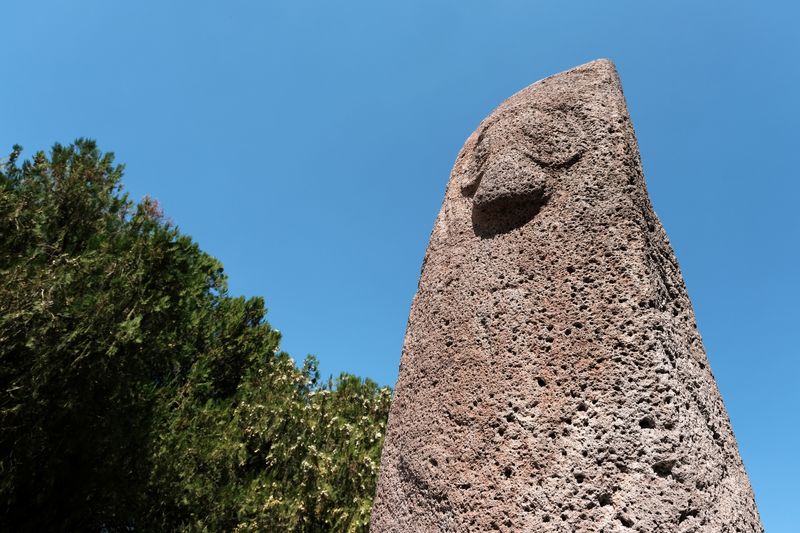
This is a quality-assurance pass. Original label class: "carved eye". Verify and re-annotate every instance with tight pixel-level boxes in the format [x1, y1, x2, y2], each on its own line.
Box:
[520, 109, 585, 168]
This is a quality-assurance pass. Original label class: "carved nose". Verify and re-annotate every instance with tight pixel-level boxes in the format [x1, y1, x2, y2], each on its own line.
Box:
[471, 149, 549, 210]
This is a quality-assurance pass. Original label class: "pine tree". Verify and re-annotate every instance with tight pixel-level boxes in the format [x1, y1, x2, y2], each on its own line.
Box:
[0, 140, 390, 531]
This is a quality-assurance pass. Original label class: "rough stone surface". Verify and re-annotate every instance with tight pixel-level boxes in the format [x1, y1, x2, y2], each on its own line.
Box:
[371, 59, 762, 532]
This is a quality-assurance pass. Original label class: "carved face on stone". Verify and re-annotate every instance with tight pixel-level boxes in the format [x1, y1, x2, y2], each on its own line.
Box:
[461, 106, 586, 236]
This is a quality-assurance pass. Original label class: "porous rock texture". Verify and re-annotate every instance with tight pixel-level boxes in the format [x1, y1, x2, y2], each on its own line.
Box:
[371, 60, 762, 532]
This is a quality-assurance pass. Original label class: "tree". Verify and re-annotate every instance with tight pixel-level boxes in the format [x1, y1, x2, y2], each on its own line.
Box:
[0, 140, 390, 531]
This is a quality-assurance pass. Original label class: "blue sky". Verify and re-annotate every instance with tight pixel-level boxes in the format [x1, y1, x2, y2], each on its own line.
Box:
[2, 1, 797, 529]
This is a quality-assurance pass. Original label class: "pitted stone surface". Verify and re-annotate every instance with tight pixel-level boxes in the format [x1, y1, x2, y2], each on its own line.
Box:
[371, 59, 762, 532]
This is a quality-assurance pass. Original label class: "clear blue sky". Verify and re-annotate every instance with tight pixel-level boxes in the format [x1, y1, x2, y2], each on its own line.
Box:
[2, 1, 796, 529]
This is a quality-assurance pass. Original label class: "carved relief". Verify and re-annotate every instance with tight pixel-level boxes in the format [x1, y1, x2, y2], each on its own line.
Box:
[463, 106, 585, 237]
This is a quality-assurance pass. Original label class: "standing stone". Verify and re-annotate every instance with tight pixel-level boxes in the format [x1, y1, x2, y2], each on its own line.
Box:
[371, 59, 762, 532]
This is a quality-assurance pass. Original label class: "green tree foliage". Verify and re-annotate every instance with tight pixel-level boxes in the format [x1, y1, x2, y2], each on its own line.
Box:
[0, 140, 391, 531]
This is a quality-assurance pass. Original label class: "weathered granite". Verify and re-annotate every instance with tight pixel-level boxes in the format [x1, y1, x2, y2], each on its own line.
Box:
[371, 59, 762, 532]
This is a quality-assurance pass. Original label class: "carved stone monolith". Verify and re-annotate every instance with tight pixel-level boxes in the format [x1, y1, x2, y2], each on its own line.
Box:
[371, 59, 762, 532]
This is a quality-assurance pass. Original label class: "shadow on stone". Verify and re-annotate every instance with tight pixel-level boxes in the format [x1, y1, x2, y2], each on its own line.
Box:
[472, 192, 549, 238]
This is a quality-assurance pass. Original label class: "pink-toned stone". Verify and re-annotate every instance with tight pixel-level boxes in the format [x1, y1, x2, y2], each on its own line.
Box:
[371, 59, 762, 532]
